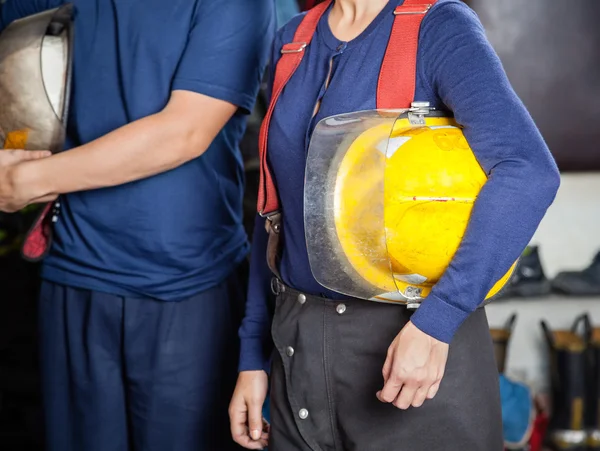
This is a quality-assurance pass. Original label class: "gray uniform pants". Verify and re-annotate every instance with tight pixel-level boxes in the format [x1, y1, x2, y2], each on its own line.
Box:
[269, 281, 503, 451]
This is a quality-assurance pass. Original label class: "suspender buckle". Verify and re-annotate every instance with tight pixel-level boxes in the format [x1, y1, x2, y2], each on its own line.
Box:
[281, 42, 308, 54]
[394, 4, 432, 15]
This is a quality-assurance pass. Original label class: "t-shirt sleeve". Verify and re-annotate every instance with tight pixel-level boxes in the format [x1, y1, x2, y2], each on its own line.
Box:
[409, 1, 560, 342]
[171, 0, 276, 114]
[0, 0, 64, 31]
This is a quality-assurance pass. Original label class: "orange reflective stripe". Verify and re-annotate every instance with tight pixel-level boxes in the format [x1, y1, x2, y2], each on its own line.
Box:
[3, 129, 29, 149]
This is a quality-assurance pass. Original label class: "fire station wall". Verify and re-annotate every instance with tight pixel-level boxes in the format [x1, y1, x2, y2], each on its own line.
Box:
[486, 172, 600, 392]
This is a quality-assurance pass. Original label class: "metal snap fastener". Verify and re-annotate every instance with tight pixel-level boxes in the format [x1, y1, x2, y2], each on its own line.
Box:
[299, 408, 309, 420]
[297, 294, 306, 305]
[286, 346, 294, 357]
[51, 215, 58, 223]
[336, 303, 346, 315]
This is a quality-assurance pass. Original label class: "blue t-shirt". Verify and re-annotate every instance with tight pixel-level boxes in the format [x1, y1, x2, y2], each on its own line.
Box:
[239, 0, 560, 371]
[1, 0, 275, 301]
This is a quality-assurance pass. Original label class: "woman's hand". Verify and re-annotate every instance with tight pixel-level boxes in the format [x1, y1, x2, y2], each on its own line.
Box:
[377, 321, 449, 409]
[0, 149, 53, 212]
[229, 370, 270, 450]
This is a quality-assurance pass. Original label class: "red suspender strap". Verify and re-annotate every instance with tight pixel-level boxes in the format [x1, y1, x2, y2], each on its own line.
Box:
[258, 0, 435, 217]
[257, 0, 332, 216]
[377, 0, 437, 109]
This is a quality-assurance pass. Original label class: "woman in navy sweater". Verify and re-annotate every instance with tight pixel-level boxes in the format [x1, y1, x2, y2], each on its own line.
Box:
[230, 0, 559, 450]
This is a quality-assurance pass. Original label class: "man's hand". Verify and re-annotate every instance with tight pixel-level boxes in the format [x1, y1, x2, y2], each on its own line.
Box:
[229, 370, 269, 450]
[0, 150, 54, 212]
[377, 321, 449, 410]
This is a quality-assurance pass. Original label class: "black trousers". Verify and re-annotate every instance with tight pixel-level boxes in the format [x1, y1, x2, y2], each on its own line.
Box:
[269, 284, 503, 451]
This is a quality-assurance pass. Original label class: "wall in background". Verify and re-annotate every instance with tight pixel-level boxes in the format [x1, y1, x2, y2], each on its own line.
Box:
[466, 0, 600, 172]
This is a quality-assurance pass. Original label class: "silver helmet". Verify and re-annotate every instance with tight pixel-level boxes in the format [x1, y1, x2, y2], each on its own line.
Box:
[0, 4, 73, 152]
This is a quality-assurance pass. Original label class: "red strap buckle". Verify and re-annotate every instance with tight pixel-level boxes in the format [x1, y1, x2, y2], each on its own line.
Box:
[281, 42, 308, 54]
[394, 4, 432, 15]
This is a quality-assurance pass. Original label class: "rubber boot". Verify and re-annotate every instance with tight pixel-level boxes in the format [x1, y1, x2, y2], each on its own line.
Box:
[498, 246, 551, 299]
[586, 321, 600, 450]
[552, 252, 600, 296]
[541, 318, 587, 451]
[490, 313, 517, 373]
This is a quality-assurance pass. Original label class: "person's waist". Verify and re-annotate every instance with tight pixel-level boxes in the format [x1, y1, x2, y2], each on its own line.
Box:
[271, 277, 423, 310]
[41, 253, 247, 302]
[271, 277, 492, 312]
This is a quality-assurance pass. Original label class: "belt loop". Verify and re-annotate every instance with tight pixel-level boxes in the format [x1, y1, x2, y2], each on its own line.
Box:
[271, 277, 285, 296]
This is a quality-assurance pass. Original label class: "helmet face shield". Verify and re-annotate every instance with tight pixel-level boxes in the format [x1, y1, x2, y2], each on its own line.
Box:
[304, 109, 402, 302]
[0, 4, 73, 152]
[305, 109, 515, 304]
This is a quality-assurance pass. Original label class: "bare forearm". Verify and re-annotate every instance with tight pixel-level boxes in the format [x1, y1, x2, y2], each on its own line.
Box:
[16, 91, 237, 198]
[19, 112, 207, 196]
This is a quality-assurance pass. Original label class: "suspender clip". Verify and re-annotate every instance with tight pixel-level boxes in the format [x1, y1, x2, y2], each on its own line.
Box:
[394, 4, 432, 15]
[281, 42, 308, 54]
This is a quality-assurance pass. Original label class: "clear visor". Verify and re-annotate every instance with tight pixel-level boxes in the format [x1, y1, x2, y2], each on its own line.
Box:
[305, 109, 411, 302]
[0, 6, 72, 152]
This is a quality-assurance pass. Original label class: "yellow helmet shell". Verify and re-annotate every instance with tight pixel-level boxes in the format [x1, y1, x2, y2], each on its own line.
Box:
[334, 115, 515, 301]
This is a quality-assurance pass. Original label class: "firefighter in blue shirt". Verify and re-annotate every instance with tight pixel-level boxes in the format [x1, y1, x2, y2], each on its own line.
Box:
[0, 0, 274, 450]
[229, 0, 559, 450]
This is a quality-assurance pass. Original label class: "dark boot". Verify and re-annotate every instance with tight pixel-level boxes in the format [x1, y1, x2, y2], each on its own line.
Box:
[586, 322, 600, 450]
[552, 252, 600, 296]
[498, 246, 551, 299]
[541, 318, 587, 451]
[490, 313, 517, 373]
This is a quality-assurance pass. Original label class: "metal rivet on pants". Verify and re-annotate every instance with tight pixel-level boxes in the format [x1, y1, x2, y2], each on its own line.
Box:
[297, 294, 306, 305]
[336, 303, 346, 315]
[286, 346, 294, 357]
[299, 408, 309, 420]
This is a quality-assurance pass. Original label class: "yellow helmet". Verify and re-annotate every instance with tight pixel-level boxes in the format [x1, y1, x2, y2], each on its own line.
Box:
[305, 109, 516, 303]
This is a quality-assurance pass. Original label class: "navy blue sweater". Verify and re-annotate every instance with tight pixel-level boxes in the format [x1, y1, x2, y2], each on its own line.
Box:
[239, 0, 560, 372]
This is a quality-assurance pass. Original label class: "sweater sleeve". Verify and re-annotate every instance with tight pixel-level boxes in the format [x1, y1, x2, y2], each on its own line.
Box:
[237, 28, 289, 372]
[409, 1, 560, 343]
[238, 214, 274, 372]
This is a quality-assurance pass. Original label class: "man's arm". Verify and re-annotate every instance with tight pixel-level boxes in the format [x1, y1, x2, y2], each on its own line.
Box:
[9, 0, 275, 202]
[15, 90, 237, 197]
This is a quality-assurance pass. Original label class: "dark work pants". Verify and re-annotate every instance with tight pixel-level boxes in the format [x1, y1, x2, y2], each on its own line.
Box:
[38, 265, 247, 451]
[269, 283, 504, 451]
